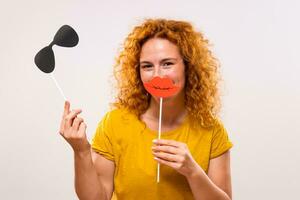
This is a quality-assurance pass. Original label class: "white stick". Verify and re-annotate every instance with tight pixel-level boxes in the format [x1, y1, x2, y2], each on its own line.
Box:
[50, 73, 67, 101]
[157, 97, 163, 183]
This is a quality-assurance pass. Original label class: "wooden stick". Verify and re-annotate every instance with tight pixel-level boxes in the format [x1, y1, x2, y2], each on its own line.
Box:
[50, 73, 67, 101]
[157, 97, 163, 183]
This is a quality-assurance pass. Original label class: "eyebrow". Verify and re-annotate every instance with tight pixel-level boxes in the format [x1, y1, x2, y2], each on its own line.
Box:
[139, 57, 178, 64]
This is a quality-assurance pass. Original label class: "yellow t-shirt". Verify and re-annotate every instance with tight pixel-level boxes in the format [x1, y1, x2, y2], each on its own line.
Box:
[91, 108, 233, 200]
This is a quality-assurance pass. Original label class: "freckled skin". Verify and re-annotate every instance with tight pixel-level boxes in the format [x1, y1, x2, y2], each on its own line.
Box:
[139, 38, 186, 102]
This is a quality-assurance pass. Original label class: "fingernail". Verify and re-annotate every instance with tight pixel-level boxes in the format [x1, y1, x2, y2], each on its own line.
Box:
[152, 139, 157, 143]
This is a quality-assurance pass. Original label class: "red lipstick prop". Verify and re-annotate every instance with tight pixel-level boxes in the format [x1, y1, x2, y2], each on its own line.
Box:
[143, 76, 179, 183]
[144, 76, 179, 98]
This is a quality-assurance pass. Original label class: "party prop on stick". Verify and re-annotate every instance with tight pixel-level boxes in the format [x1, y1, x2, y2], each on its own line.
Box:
[144, 76, 180, 183]
[34, 25, 79, 100]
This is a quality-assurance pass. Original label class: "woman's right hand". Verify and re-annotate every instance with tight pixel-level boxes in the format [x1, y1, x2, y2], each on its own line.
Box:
[59, 101, 91, 153]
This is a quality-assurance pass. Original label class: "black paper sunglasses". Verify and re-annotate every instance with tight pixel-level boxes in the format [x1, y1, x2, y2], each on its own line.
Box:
[34, 25, 79, 100]
[34, 25, 79, 73]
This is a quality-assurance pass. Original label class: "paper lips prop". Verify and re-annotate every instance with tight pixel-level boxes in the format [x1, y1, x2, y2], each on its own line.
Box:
[143, 76, 179, 98]
[143, 76, 180, 183]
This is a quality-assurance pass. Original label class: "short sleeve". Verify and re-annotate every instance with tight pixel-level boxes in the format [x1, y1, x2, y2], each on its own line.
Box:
[210, 119, 233, 159]
[91, 112, 115, 161]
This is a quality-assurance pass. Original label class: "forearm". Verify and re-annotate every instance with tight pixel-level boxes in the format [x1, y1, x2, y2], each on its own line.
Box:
[186, 165, 231, 200]
[74, 150, 107, 200]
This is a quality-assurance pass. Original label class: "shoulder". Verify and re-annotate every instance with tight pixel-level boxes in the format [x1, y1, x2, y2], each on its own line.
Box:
[188, 116, 225, 134]
[105, 108, 134, 119]
[210, 117, 232, 144]
[210, 118, 231, 139]
[194, 117, 228, 139]
[101, 108, 138, 125]
[212, 118, 225, 132]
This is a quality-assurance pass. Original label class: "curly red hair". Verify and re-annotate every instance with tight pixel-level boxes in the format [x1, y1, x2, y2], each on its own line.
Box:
[111, 18, 223, 128]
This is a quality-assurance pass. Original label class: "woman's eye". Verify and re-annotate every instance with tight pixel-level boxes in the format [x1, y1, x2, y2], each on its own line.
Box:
[142, 65, 152, 68]
[163, 62, 173, 66]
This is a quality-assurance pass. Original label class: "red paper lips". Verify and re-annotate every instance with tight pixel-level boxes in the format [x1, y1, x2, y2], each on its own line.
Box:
[143, 76, 180, 98]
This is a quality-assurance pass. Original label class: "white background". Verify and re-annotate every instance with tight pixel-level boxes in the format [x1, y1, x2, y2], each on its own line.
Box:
[0, 0, 299, 199]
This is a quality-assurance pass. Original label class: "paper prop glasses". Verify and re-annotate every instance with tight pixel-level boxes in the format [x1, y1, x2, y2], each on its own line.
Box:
[34, 25, 79, 100]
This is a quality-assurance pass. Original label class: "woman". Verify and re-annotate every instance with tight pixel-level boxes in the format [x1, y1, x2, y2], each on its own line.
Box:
[59, 18, 233, 200]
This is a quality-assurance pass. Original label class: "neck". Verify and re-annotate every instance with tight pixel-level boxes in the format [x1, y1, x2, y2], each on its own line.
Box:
[146, 92, 187, 126]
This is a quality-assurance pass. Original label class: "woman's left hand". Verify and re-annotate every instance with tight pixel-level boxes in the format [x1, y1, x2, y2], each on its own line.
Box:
[151, 139, 201, 178]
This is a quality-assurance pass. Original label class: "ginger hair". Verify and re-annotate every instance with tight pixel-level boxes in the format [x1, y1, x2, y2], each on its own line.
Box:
[111, 18, 223, 128]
